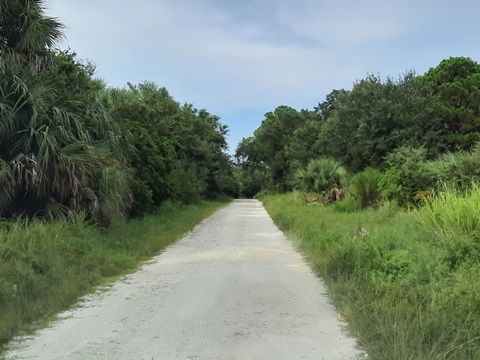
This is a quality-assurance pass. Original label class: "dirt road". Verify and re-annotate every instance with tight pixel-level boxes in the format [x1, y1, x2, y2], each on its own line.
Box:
[4, 200, 363, 360]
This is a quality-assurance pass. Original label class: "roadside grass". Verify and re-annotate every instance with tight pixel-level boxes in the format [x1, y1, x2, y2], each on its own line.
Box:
[0, 199, 229, 349]
[416, 184, 480, 240]
[261, 192, 480, 360]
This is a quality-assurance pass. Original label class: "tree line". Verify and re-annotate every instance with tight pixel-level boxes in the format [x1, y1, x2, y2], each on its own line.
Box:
[0, 0, 236, 225]
[235, 56, 480, 202]
[4, 1, 480, 217]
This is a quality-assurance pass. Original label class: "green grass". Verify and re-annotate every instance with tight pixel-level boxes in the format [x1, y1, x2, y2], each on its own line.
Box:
[416, 184, 480, 239]
[261, 192, 480, 360]
[350, 167, 383, 208]
[0, 199, 229, 349]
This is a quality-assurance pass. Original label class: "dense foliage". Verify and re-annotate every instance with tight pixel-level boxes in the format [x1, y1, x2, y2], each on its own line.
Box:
[108, 82, 236, 215]
[0, 1, 235, 348]
[236, 58, 480, 204]
[0, 0, 235, 222]
[421, 56, 480, 150]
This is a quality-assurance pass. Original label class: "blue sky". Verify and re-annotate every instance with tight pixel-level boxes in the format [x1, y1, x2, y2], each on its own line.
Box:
[47, 0, 480, 153]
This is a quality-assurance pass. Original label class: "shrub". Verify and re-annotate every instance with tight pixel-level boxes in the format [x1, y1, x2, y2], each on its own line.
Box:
[415, 183, 480, 240]
[423, 150, 480, 191]
[351, 167, 383, 208]
[380, 146, 427, 206]
[294, 158, 346, 193]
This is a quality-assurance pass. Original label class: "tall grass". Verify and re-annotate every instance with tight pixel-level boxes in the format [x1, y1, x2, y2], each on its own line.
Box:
[261, 192, 480, 359]
[423, 152, 480, 191]
[0, 199, 229, 349]
[350, 167, 383, 208]
[416, 184, 480, 239]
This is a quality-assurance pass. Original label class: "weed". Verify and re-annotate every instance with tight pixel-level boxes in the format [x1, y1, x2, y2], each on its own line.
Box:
[415, 184, 480, 240]
[350, 167, 383, 208]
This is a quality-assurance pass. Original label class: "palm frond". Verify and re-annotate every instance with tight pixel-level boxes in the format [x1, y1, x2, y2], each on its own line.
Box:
[0, 159, 15, 213]
[96, 165, 133, 225]
[9, 153, 43, 195]
[45, 197, 71, 220]
[81, 187, 98, 214]
[35, 125, 60, 168]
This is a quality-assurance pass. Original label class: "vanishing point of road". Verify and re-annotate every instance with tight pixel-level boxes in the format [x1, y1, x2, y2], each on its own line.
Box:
[5, 200, 364, 360]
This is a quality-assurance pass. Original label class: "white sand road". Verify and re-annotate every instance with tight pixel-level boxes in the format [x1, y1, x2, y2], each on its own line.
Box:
[3, 199, 365, 360]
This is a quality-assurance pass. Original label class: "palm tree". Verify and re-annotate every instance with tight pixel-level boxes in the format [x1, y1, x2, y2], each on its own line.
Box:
[0, 0, 64, 70]
[294, 158, 346, 193]
[0, 61, 132, 222]
[0, 1, 133, 224]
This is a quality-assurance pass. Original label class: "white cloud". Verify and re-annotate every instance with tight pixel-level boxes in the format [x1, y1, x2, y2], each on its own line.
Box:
[275, 0, 416, 45]
[47, 0, 480, 148]
[48, 0, 350, 111]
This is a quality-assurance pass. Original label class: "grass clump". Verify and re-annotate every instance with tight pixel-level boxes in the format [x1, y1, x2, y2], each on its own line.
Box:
[350, 167, 383, 208]
[331, 197, 362, 213]
[416, 184, 480, 239]
[260, 192, 480, 360]
[0, 199, 229, 349]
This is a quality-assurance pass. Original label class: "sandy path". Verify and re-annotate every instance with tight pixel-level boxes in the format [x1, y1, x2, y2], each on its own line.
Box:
[4, 199, 363, 360]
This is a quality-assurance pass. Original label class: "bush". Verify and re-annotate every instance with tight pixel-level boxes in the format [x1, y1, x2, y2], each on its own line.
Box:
[423, 151, 480, 191]
[380, 146, 427, 206]
[166, 168, 205, 204]
[416, 184, 480, 241]
[294, 158, 346, 193]
[351, 167, 383, 208]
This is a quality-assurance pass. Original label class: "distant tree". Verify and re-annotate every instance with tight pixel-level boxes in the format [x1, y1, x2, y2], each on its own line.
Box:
[172, 104, 235, 200]
[235, 106, 313, 192]
[285, 117, 323, 172]
[316, 72, 444, 171]
[109, 82, 235, 214]
[235, 137, 269, 197]
[421, 57, 480, 150]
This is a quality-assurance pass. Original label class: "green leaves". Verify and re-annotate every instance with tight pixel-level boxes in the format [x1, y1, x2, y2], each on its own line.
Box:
[294, 158, 346, 194]
[422, 57, 480, 150]
[109, 81, 235, 215]
[0, 44, 133, 224]
[380, 146, 427, 206]
[235, 106, 318, 193]
[0, 0, 65, 71]
[316, 72, 444, 172]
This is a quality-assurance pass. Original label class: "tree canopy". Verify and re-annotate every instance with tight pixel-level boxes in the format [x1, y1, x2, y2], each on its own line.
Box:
[0, 0, 235, 222]
[421, 56, 480, 150]
[236, 58, 480, 196]
[109, 82, 236, 215]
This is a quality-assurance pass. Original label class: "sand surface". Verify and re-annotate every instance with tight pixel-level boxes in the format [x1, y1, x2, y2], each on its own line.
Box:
[4, 199, 364, 360]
